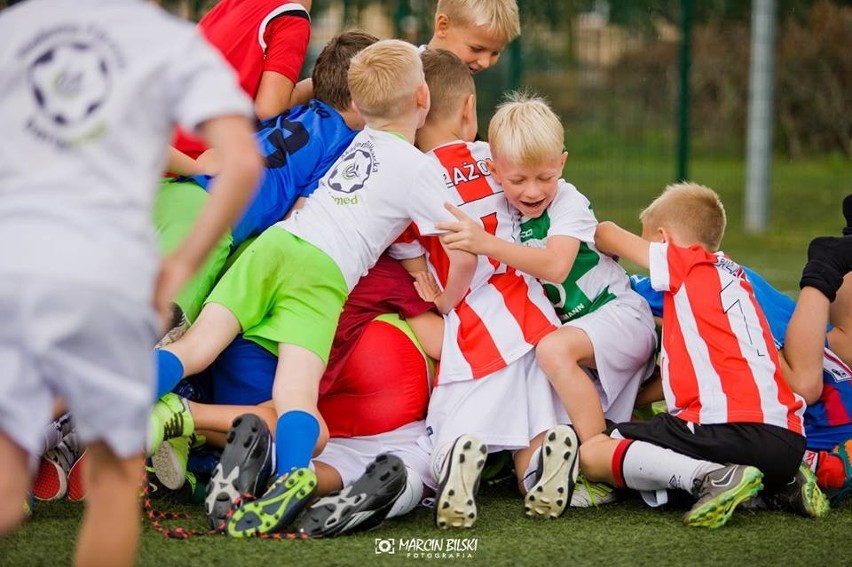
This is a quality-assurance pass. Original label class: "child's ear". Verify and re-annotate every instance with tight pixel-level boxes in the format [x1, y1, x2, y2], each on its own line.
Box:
[560, 150, 568, 169]
[486, 158, 501, 182]
[462, 94, 477, 128]
[434, 13, 450, 38]
[416, 82, 431, 112]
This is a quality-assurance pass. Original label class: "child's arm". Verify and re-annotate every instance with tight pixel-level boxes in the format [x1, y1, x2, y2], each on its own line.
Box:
[437, 203, 579, 283]
[255, 71, 297, 121]
[154, 115, 262, 328]
[595, 221, 651, 270]
[434, 247, 477, 314]
[165, 146, 203, 176]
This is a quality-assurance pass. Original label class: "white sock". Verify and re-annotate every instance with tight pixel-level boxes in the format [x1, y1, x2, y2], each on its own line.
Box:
[387, 466, 424, 519]
[521, 448, 542, 493]
[621, 440, 721, 494]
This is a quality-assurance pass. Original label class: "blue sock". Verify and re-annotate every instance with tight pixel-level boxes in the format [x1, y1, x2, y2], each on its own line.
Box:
[275, 410, 320, 477]
[155, 349, 185, 400]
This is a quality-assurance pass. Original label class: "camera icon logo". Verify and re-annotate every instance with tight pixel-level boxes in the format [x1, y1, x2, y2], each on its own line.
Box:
[375, 538, 396, 554]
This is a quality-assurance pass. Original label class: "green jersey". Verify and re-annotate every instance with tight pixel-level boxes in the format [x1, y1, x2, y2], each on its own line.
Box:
[519, 180, 631, 323]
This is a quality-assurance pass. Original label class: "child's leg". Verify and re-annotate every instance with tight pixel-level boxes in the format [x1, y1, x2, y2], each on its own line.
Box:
[313, 460, 343, 496]
[536, 327, 605, 443]
[0, 432, 30, 536]
[828, 274, 852, 367]
[189, 400, 278, 441]
[271, 343, 328, 476]
[156, 303, 241, 399]
[74, 442, 143, 567]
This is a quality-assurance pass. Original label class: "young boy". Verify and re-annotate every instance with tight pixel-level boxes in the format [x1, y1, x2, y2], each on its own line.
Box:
[582, 183, 827, 528]
[156, 30, 377, 327]
[0, 1, 261, 565]
[424, 0, 520, 74]
[437, 93, 657, 446]
[174, 0, 312, 158]
[395, 49, 590, 527]
[155, 40, 476, 538]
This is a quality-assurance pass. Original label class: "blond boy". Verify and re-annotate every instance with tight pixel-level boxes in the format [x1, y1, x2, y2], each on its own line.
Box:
[438, 93, 657, 448]
[426, 0, 520, 74]
[154, 40, 476, 538]
[581, 183, 827, 528]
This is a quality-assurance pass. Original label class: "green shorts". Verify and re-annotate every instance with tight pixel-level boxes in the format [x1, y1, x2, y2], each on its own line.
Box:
[205, 228, 348, 364]
[154, 178, 233, 323]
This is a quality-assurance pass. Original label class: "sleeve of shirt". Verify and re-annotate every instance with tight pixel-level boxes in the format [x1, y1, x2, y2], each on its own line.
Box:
[262, 14, 311, 83]
[407, 159, 457, 235]
[546, 182, 597, 243]
[387, 225, 427, 260]
[649, 242, 708, 294]
[168, 29, 254, 135]
[629, 274, 664, 317]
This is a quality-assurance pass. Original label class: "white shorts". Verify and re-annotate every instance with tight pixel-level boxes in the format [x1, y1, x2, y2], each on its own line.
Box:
[0, 277, 157, 459]
[565, 294, 657, 423]
[314, 421, 431, 488]
[420, 350, 568, 486]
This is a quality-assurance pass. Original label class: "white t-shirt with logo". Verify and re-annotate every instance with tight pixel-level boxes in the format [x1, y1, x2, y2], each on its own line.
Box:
[279, 127, 458, 291]
[0, 0, 252, 304]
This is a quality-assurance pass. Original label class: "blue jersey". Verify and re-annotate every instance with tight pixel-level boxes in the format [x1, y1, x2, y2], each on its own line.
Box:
[193, 99, 356, 247]
[631, 269, 852, 450]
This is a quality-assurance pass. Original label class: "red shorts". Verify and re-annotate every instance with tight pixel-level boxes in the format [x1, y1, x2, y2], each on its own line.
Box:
[319, 315, 431, 438]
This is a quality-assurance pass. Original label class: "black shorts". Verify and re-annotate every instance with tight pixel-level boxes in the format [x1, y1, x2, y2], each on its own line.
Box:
[613, 413, 805, 492]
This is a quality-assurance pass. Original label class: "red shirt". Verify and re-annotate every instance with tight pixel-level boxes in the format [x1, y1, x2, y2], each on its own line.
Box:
[174, 1, 311, 157]
[649, 242, 805, 433]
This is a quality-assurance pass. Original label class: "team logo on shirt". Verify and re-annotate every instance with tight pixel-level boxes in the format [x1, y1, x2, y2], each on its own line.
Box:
[329, 148, 373, 195]
[21, 24, 122, 149]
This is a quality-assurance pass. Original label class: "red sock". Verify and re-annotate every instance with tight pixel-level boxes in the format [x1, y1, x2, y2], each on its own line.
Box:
[610, 439, 633, 489]
[816, 452, 846, 489]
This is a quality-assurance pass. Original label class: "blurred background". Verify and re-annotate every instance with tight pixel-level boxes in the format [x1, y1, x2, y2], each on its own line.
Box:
[2, 0, 850, 292]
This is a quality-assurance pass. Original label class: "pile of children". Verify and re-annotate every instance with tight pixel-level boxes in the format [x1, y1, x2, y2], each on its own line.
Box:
[3, 2, 852, 564]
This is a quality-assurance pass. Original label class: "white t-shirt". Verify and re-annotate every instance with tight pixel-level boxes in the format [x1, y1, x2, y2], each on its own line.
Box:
[0, 0, 252, 304]
[280, 127, 458, 290]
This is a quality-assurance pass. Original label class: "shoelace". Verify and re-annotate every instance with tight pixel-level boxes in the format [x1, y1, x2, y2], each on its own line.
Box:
[576, 476, 613, 507]
[141, 484, 310, 540]
[161, 411, 186, 441]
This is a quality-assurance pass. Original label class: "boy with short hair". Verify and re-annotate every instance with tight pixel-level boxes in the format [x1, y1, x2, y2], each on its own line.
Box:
[155, 30, 377, 328]
[438, 93, 657, 448]
[582, 183, 827, 528]
[155, 39, 476, 537]
[425, 0, 520, 74]
[0, 0, 261, 564]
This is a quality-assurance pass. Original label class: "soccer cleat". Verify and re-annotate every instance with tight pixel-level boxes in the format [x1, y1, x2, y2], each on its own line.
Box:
[151, 433, 204, 491]
[148, 393, 194, 456]
[66, 449, 87, 501]
[205, 414, 274, 532]
[435, 434, 487, 529]
[155, 305, 187, 348]
[23, 493, 33, 518]
[683, 464, 764, 528]
[33, 432, 81, 501]
[765, 462, 830, 519]
[298, 453, 407, 537]
[227, 468, 317, 538]
[824, 440, 852, 506]
[570, 474, 619, 508]
[524, 424, 579, 519]
[145, 466, 203, 505]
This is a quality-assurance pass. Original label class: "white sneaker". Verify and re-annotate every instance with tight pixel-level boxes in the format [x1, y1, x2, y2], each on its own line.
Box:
[570, 474, 619, 507]
[435, 434, 487, 529]
[524, 424, 579, 519]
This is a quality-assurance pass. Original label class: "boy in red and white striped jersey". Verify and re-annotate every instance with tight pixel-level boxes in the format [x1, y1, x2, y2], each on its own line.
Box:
[581, 183, 828, 528]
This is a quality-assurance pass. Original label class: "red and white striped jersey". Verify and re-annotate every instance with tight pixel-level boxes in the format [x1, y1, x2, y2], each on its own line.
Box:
[392, 141, 559, 384]
[649, 242, 805, 434]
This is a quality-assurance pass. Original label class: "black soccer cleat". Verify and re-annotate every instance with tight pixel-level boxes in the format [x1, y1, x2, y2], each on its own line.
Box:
[298, 453, 408, 537]
[204, 413, 274, 532]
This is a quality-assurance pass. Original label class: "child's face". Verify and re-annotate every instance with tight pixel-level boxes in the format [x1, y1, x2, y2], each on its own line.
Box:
[432, 21, 507, 74]
[490, 152, 567, 218]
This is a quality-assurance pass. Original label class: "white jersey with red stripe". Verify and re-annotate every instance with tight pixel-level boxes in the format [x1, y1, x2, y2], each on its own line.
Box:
[648, 242, 805, 434]
[392, 141, 559, 384]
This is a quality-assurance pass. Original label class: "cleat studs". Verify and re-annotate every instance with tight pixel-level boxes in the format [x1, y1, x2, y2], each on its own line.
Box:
[463, 440, 472, 450]
[548, 431, 557, 442]
[545, 446, 552, 456]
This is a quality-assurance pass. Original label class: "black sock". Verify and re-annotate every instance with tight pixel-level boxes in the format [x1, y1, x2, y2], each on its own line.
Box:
[843, 194, 852, 236]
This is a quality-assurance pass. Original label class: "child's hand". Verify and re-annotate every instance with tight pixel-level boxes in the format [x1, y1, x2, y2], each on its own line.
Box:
[436, 203, 490, 254]
[412, 270, 441, 303]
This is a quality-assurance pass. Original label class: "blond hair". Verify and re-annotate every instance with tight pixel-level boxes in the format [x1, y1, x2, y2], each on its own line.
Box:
[488, 91, 564, 165]
[436, 0, 520, 43]
[348, 39, 424, 121]
[422, 49, 475, 123]
[640, 182, 727, 251]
